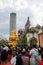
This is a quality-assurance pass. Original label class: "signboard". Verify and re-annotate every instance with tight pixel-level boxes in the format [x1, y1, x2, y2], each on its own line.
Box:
[38, 33, 43, 47]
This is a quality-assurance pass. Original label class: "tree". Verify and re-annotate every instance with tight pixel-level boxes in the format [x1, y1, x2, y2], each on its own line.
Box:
[19, 34, 27, 46]
[0, 39, 8, 45]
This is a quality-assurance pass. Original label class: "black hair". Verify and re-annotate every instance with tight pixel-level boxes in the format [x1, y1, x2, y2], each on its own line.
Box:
[33, 45, 37, 48]
[22, 52, 26, 55]
[8, 50, 12, 54]
[26, 48, 28, 51]
[1, 50, 8, 62]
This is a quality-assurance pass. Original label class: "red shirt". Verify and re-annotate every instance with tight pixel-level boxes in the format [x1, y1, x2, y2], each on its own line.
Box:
[8, 54, 12, 62]
[38, 60, 43, 65]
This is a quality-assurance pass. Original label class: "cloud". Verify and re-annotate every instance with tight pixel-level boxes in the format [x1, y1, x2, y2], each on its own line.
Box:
[0, 21, 9, 34]
[4, 34, 9, 40]
[0, 0, 43, 39]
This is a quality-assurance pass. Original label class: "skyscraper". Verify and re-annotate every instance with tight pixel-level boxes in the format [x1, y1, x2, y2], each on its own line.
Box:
[10, 13, 16, 33]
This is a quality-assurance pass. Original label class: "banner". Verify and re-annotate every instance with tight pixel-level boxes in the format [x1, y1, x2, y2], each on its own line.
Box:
[38, 33, 43, 47]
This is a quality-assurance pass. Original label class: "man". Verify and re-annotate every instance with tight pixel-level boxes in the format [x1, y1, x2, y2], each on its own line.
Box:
[11, 48, 17, 65]
[29, 45, 38, 65]
[22, 48, 29, 65]
[0, 50, 13, 65]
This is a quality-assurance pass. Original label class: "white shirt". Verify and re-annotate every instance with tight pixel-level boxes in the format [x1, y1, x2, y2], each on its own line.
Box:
[3, 46, 9, 51]
[29, 48, 38, 65]
[30, 48, 38, 56]
[11, 56, 16, 65]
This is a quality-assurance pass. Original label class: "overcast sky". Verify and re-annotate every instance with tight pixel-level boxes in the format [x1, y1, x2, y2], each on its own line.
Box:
[0, 0, 43, 40]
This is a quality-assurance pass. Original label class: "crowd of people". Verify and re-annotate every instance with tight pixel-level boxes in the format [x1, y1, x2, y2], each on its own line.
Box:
[0, 44, 43, 65]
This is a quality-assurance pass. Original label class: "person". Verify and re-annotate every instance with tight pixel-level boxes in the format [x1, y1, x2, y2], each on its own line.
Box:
[11, 48, 17, 65]
[22, 49, 29, 65]
[0, 50, 13, 65]
[29, 45, 38, 65]
[38, 52, 43, 65]
[3, 45, 9, 52]
[25, 48, 29, 57]
[8, 50, 12, 63]
[16, 47, 23, 65]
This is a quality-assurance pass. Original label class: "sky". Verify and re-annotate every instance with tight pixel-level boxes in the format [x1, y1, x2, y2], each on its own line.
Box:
[0, 0, 43, 40]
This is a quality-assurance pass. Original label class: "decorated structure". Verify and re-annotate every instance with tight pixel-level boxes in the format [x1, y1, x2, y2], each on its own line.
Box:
[25, 17, 38, 47]
[9, 30, 17, 47]
[9, 13, 17, 47]
[25, 17, 43, 47]
[9, 12, 43, 47]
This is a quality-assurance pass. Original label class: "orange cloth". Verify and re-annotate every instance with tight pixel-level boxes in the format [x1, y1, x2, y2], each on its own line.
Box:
[38, 55, 41, 62]
[0, 61, 13, 65]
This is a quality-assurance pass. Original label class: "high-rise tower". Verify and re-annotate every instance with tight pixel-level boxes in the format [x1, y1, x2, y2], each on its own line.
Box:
[9, 13, 17, 47]
[10, 13, 16, 33]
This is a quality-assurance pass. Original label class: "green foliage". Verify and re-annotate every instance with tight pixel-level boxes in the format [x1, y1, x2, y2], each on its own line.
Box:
[0, 39, 8, 45]
[19, 34, 27, 45]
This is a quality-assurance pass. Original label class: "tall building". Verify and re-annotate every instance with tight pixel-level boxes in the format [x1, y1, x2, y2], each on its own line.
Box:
[10, 13, 16, 33]
[9, 13, 17, 47]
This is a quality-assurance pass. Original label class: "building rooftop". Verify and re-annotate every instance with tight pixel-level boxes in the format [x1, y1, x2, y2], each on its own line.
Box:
[10, 13, 16, 15]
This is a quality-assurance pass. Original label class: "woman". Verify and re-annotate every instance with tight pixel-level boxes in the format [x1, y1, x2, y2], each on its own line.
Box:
[22, 49, 29, 65]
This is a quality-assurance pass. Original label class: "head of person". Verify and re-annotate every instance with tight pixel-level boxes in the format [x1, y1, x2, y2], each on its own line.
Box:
[32, 45, 37, 48]
[22, 48, 26, 55]
[26, 48, 28, 52]
[38, 47, 41, 55]
[8, 50, 12, 55]
[17, 47, 22, 54]
[1, 50, 8, 62]
[22, 52, 26, 56]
